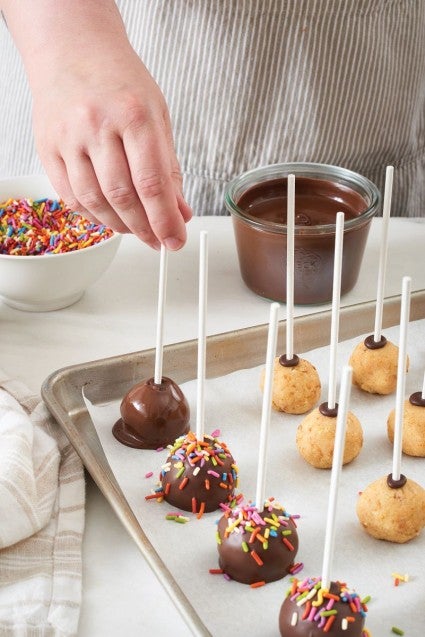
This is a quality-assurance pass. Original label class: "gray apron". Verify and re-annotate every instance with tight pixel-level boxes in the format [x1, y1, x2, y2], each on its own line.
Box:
[1, 0, 425, 216]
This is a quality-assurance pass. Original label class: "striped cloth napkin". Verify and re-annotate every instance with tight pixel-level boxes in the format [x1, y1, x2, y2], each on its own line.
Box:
[0, 373, 85, 637]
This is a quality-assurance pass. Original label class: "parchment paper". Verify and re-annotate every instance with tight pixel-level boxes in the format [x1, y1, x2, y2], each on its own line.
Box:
[86, 320, 425, 637]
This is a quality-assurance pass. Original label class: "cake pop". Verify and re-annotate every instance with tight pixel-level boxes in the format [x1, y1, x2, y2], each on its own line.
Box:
[160, 431, 238, 515]
[349, 167, 409, 395]
[262, 175, 321, 415]
[217, 303, 300, 585]
[387, 371, 425, 456]
[217, 498, 299, 585]
[297, 213, 363, 468]
[357, 277, 425, 542]
[161, 232, 238, 516]
[279, 366, 369, 636]
[279, 578, 367, 636]
[356, 474, 425, 543]
[113, 245, 189, 448]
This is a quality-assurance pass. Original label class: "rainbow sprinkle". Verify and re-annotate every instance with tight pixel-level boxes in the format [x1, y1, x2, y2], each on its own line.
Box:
[218, 498, 298, 544]
[165, 513, 190, 524]
[158, 431, 239, 516]
[0, 197, 114, 255]
[214, 498, 299, 583]
[284, 576, 369, 633]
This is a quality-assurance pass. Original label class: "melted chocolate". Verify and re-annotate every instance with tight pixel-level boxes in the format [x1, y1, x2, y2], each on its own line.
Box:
[161, 433, 237, 514]
[233, 176, 372, 304]
[216, 503, 299, 584]
[409, 391, 425, 407]
[364, 334, 387, 350]
[387, 473, 407, 489]
[279, 580, 366, 636]
[319, 402, 339, 418]
[279, 354, 300, 367]
[113, 377, 190, 449]
[238, 177, 366, 225]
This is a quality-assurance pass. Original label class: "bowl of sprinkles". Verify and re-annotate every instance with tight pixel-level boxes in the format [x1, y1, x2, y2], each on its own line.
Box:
[0, 175, 121, 311]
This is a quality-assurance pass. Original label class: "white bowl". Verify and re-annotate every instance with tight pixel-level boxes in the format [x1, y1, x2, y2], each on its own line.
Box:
[0, 175, 122, 311]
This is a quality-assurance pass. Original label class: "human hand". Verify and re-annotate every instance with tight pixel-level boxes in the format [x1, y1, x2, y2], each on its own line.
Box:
[31, 48, 192, 250]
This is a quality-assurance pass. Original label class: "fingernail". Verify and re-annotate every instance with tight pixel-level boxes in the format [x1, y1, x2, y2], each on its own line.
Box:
[163, 237, 184, 251]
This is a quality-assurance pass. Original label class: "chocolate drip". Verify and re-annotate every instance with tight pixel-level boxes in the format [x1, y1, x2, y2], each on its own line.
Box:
[387, 473, 407, 489]
[409, 391, 425, 407]
[364, 334, 387, 350]
[279, 354, 300, 367]
[319, 401, 338, 417]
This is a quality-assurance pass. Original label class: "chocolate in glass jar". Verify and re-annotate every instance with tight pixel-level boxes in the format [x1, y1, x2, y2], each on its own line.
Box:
[225, 163, 380, 304]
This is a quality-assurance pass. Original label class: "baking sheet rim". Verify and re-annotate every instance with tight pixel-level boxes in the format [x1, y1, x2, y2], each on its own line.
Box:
[41, 291, 425, 637]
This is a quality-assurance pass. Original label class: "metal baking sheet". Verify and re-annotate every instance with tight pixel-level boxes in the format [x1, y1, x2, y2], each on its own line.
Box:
[41, 291, 425, 636]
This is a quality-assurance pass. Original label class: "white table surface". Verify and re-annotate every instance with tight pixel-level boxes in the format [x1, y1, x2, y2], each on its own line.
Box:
[1, 216, 425, 636]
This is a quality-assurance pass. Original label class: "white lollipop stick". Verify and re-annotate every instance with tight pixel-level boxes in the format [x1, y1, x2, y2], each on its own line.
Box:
[391, 276, 411, 482]
[373, 166, 394, 342]
[154, 244, 168, 385]
[422, 372, 425, 400]
[321, 365, 353, 591]
[196, 231, 208, 441]
[286, 174, 295, 361]
[255, 302, 280, 513]
[327, 212, 345, 410]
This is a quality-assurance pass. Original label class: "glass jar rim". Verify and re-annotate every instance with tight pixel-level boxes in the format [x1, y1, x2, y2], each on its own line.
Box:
[224, 162, 380, 235]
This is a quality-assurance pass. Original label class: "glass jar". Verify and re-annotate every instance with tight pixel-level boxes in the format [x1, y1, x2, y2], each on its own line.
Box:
[225, 162, 380, 304]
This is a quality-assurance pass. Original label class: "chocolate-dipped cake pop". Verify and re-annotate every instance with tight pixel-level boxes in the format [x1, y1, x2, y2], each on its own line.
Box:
[217, 498, 298, 585]
[113, 377, 190, 449]
[160, 233, 239, 516]
[297, 214, 363, 468]
[262, 175, 321, 415]
[281, 366, 369, 636]
[279, 577, 367, 636]
[387, 375, 425, 456]
[217, 304, 299, 585]
[113, 245, 190, 449]
[357, 277, 425, 542]
[349, 167, 409, 395]
[160, 431, 238, 515]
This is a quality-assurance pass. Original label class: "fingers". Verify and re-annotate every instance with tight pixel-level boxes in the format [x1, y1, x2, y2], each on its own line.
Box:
[43, 129, 190, 251]
[35, 72, 191, 250]
[123, 117, 188, 250]
[64, 137, 164, 249]
[40, 154, 106, 228]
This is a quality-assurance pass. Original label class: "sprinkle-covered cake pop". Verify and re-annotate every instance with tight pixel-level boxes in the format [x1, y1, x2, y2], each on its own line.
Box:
[387, 381, 425, 456]
[113, 377, 190, 449]
[216, 498, 299, 585]
[158, 233, 239, 516]
[216, 305, 299, 585]
[279, 577, 368, 636]
[281, 366, 369, 636]
[160, 431, 238, 515]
